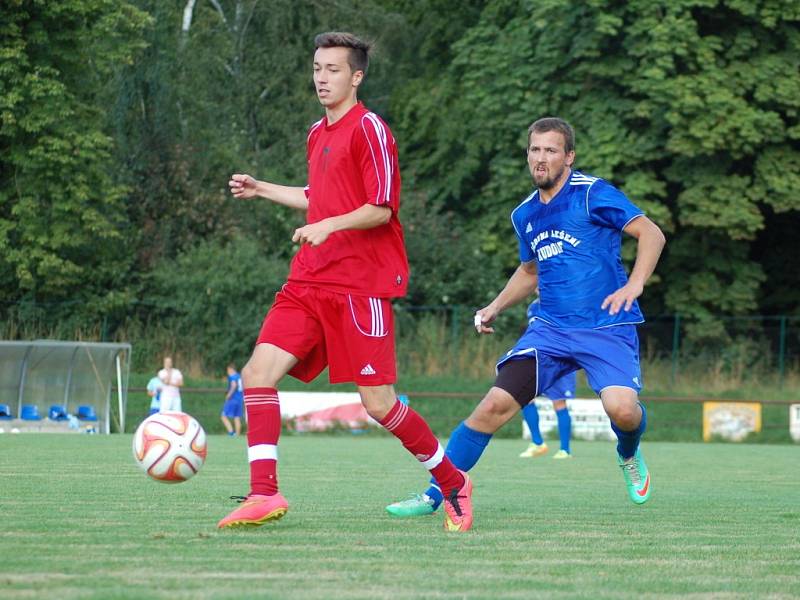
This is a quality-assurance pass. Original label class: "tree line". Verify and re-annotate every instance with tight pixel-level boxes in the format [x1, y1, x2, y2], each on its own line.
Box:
[2, 0, 799, 369]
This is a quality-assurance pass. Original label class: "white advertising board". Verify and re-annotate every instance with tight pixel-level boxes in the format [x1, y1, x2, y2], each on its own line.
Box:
[522, 398, 614, 441]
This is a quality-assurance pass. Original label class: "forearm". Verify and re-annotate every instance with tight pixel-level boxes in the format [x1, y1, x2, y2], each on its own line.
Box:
[489, 264, 539, 314]
[256, 181, 309, 210]
[628, 227, 666, 288]
[323, 203, 391, 233]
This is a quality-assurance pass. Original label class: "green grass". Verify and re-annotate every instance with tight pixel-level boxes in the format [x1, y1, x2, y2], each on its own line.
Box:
[2, 435, 799, 599]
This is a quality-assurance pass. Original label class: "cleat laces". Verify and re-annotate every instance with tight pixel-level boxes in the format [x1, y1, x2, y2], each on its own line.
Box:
[620, 459, 642, 486]
[399, 493, 430, 506]
[447, 489, 464, 517]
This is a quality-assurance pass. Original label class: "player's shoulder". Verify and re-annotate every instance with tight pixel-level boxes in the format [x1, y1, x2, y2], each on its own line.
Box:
[568, 170, 602, 188]
[359, 109, 395, 138]
[512, 188, 539, 215]
[510, 188, 539, 224]
[569, 170, 627, 203]
[306, 118, 325, 143]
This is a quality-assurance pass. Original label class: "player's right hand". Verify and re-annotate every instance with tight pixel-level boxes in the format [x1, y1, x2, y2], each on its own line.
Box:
[474, 306, 498, 335]
[229, 173, 258, 199]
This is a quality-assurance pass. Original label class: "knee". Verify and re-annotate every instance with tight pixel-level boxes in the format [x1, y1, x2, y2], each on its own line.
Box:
[364, 403, 388, 422]
[466, 388, 518, 433]
[241, 361, 257, 385]
[609, 403, 641, 431]
[359, 387, 395, 422]
[241, 359, 276, 388]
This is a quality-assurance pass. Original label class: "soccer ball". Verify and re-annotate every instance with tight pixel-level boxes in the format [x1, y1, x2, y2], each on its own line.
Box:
[132, 411, 207, 483]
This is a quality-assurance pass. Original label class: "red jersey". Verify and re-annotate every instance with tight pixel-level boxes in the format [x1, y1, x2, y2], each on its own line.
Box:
[287, 102, 409, 298]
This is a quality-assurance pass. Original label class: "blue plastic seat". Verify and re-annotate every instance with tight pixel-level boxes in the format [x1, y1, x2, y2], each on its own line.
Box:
[21, 404, 42, 420]
[48, 404, 68, 421]
[77, 405, 98, 421]
[0, 403, 12, 420]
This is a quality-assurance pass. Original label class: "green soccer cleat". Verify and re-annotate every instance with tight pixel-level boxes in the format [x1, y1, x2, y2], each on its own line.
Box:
[552, 449, 572, 460]
[386, 493, 437, 517]
[618, 448, 651, 504]
[519, 443, 548, 458]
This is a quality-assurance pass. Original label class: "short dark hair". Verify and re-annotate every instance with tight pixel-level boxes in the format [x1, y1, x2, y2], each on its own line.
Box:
[314, 31, 371, 75]
[527, 117, 575, 154]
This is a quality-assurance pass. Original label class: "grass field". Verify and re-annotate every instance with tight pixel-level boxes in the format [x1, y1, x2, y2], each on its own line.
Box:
[2, 434, 799, 599]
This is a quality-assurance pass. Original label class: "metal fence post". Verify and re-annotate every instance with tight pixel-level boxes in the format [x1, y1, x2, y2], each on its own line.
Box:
[671, 314, 681, 386]
[450, 305, 461, 346]
[778, 316, 787, 389]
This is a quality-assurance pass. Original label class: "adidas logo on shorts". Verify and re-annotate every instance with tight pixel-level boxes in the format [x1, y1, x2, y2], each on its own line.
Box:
[360, 364, 376, 376]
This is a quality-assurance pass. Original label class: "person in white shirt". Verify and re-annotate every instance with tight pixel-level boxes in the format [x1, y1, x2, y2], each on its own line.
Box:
[158, 356, 184, 412]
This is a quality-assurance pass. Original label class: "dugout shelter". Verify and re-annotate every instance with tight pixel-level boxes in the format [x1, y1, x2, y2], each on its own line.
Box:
[0, 341, 131, 434]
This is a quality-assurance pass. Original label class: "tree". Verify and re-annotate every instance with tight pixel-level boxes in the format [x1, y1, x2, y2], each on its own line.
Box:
[390, 0, 800, 318]
[0, 0, 151, 322]
[145, 236, 288, 370]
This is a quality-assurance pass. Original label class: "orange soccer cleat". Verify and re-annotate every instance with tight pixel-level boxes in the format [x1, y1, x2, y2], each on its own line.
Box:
[217, 493, 289, 529]
[443, 471, 473, 532]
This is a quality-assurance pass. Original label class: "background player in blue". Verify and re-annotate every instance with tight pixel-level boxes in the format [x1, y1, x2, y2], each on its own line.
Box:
[146, 374, 162, 416]
[221, 363, 245, 436]
[386, 117, 665, 518]
[519, 299, 574, 459]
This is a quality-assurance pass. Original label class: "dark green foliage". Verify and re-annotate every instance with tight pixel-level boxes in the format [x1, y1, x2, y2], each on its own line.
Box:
[0, 0, 150, 318]
[144, 236, 288, 370]
[1, 0, 799, 370]
[390, 0, 800, 316]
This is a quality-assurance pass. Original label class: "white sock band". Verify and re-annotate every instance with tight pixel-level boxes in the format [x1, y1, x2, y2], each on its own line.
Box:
[248, 444, 278, 462]
[420, 443, 445, 470]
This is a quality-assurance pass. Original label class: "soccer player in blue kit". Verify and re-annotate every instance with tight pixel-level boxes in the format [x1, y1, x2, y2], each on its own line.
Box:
[386, 117, 665, 518]
[221, 363, 245, 436]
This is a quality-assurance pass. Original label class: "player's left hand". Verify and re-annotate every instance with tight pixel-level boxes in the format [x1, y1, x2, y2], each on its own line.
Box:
[601, 281, 644, 315]
[474, 305, 499, 334]
[292, 221, 333, 247]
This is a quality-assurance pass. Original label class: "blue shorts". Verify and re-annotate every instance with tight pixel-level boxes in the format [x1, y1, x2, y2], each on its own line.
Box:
[221, 398, 243, 418]
[497, 320, 641, 396]
[541, 371, 576, 400]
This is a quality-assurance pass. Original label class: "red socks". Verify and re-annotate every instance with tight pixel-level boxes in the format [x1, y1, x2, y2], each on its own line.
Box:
[379, 400, 464, 495]
[245, 392, 464, 497]
[244, 387, 281, 496]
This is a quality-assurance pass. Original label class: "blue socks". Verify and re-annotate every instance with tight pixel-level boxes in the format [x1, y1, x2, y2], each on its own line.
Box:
[555, 407, 571, 453]
[524, 403, 571, 452]
[610, 402, 647, 459]
[522, 403, 544, 445]
[424, 421, 492, 509]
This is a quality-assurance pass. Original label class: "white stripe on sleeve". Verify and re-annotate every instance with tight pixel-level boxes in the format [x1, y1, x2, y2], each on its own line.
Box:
[361, 114, 392, 204]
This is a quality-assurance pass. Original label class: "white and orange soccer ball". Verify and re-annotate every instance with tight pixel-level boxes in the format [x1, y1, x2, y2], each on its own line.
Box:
[132, 411, 207, 483]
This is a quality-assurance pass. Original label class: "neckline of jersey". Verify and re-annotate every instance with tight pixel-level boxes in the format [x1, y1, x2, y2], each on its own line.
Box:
[323, 101, 366, 131]
[538, 168, 573, 206]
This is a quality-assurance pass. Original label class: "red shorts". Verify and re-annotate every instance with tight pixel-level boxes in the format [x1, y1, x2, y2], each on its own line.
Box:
[257, 283, 397, 386]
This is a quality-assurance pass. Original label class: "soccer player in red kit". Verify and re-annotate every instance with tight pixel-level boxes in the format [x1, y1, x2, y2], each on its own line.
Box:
[217, 32, 473, 532]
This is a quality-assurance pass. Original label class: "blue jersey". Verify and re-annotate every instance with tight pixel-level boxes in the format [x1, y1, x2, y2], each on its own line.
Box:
[511, 170, 645, 329]
[146, 376, 162, 411]
[527, 298, 541, 323]
[227, 373, 244, 403]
